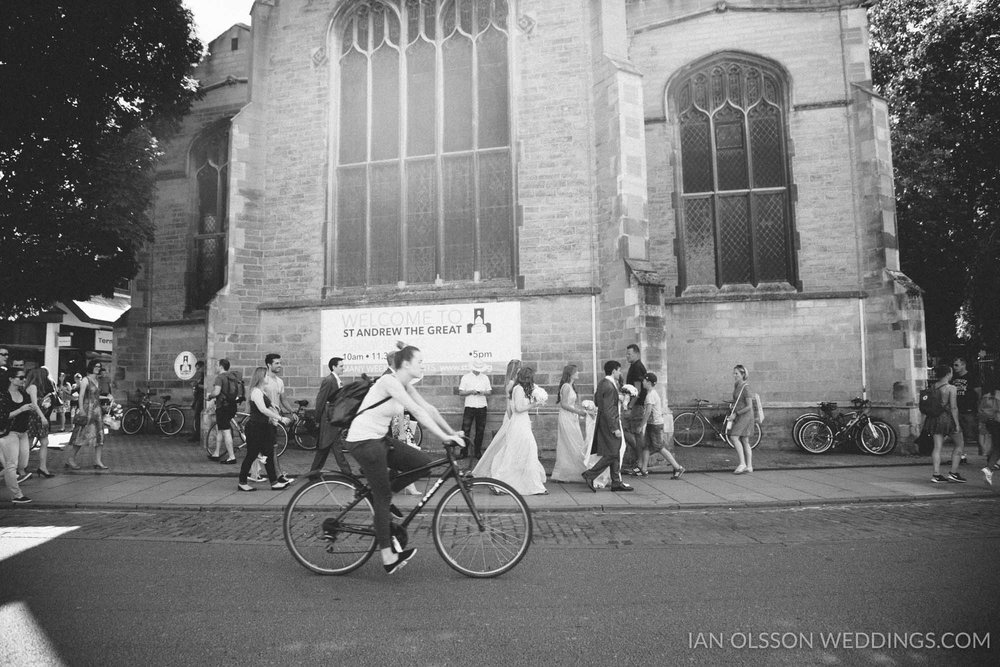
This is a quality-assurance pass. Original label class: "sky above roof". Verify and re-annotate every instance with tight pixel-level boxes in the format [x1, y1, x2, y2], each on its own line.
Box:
[184, 0, 252, 44]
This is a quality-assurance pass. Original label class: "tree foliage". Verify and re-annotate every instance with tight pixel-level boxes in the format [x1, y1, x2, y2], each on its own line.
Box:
[869, 0, 1000, 354]
[0, 0, 202, 317]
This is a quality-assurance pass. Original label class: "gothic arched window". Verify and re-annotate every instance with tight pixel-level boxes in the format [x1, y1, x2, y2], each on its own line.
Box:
[671, 56, 795, 292]
[335, 0, 513, 287]
[188, 125, 229, 310]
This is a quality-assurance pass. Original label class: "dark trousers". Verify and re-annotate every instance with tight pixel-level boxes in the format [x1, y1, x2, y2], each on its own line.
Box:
[587, 453, 622, 484]
[310, 426, 351, 474]
[240, 420, 277, 484]
[347, 437, 433, 549]
[192, 393, 204, 437]
[462, 406, 488, 457]
[987, 421, 1000, 469]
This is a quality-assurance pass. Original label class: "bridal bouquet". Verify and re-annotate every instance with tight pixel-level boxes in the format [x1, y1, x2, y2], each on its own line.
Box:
[530, 386, 549, 405]
[580, 399, 598, 417]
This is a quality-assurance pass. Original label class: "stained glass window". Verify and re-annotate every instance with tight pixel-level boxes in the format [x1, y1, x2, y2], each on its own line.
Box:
[335, 0, 513, 287]
[673, 57, 795, 291]
[188, 126, 230, 310]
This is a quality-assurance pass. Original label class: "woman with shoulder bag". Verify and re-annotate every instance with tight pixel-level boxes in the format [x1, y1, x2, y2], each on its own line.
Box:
[25, 367, 56, 477]
[1, 368, 33, 503]
[65, 360, 108, 471]
[727, 364, 755, 474]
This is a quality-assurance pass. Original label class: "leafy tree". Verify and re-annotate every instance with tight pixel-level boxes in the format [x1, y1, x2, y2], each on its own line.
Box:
[0, 0, 202, 317]
[869, 0, 1000, 355]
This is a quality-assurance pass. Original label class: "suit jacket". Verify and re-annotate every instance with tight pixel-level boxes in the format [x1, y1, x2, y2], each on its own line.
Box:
[316, 372, 341, 451]
[591, 376, 622, 456]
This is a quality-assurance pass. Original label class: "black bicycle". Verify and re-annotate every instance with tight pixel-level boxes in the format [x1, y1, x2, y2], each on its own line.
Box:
[283, 437, 532, 578]
[121, 390, 185, 436]
[795, 398, 895, 455]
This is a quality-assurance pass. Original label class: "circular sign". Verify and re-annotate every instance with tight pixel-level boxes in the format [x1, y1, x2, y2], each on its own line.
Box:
[174, 351, 198, 381]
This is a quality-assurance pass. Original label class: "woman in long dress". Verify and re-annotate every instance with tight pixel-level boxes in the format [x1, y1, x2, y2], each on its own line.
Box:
[551, 364, 592, 482]
[65, 359, 108, 470]
[728, 364, 755, 474]
[473, 366, 548, 495]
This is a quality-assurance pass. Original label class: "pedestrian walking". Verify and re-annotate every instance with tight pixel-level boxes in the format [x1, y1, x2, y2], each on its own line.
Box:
[582, 360, 634, 493]
[0, 367, 32, 504]
[924, 364, 966, 483]
[24, 367, 56, 477]
[638, 373, 684, 478]
[551, 364, 592, 482]
[206, 359, 240, 464]
[237, 367, 294, 492]
[621, 343, 647, 475]
[189, 360, 205, 442]
[980, 373, 1000, 486]
[308, 356, 352, 476]
[950, 356, 981, 462]
[473, 366, 548, 495]
[458, 359, 491, 462]
[343, 344, 465, 574]
[64, 359, 108, 471]
[2, 366, 35, 488]
[728, 364, 755, 474]
[56, 371, 72, 432]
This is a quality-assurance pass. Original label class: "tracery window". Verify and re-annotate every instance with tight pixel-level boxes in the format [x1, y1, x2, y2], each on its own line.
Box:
[188, 126, 229, 310]
[335, 0, 513, 287]
[673, 56, 795, 292]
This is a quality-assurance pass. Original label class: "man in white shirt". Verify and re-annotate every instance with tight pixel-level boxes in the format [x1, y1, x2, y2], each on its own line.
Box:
[458, 359, 492, 461]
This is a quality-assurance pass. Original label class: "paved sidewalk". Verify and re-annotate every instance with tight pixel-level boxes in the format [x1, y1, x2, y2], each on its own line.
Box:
[4, 430, 997, 511]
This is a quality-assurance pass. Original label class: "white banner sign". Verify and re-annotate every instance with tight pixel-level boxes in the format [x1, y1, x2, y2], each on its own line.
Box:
[320, 302, 521, 375]
[94, 330, 114, 353]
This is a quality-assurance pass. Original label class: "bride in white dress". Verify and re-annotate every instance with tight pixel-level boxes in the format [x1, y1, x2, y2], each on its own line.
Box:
[472, 366, 548, 495]
[550, 364, 594, 482]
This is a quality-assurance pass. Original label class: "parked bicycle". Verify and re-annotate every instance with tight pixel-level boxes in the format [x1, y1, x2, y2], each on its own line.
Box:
[283, 436, 532, 578]
[206, 410, 290, 457]
[794, 398, 895, 455]
[672, 399, 762, 449]
[121, 390, 185, 436]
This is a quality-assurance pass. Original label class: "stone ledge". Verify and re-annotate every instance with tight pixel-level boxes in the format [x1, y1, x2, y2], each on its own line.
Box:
[258, 286, 602, 311]
[664, 289, 867, 305]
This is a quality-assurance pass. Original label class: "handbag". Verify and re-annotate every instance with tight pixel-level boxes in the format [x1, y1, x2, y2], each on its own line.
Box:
[72, 412, 88, 427]
[914, 430, 933, 456]
[726, 385, 746, 434]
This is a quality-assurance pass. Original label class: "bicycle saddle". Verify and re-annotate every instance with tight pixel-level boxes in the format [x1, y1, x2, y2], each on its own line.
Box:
[819, 401, 838, 411]
[695, 398, 712, 406]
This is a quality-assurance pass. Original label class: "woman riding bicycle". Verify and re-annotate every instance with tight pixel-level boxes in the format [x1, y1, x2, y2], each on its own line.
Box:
[344, 343, 465, 574]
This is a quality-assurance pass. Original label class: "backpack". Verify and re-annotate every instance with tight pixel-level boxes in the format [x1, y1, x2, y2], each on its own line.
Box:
[219, 372, 245, 407]
[978, 393, 1000, 423]
[752, 393, 765, 424]
[918, 385, 945, 417]
[327, 374, 391, 428]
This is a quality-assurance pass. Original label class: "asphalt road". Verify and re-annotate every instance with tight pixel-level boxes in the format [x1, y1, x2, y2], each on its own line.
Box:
[2, 499, 998, 666]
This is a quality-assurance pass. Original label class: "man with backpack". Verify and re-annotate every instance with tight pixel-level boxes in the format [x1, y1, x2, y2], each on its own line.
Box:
[207, 358, 241, 464]
[308, 356, 352, 476]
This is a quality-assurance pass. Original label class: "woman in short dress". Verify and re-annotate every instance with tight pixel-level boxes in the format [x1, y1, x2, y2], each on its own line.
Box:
[551, 364, 591, 482]
[923, 364, 964, 483]
[728, 364, 755, 474]
[473, 366, 548, 495]
[65, 359, 108, 470]
[25, 367, 56, 477]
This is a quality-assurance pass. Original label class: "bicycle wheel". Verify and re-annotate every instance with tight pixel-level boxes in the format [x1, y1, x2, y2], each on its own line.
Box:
[121, 408, 144, 435]
[157, 406, 185, 436]
[792, 412, 821, 450]
[856, 419, 889, 455]
[283, 476, 376, 575]
[749, 422, 762, 450]
[205, 423, 218, 454]
[292, 419, 318, 450]
[432, 477, 532, 578]
[274, 423, 288, 457]
[672, 412, 704, 447]
[867, 419, 898, 456]
[798, 419, 834, 454]
[411, 422, 423, 448]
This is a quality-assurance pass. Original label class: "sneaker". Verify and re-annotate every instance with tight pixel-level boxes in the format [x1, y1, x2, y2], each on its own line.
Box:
[276, 475, 295, 484]
[247, 474, 266, 483]
[746, 466, 754, 473]
[383, 548, 416, 575]
[734, 464, 747, 475]
[16, 471, 32, 484]
[12, 496, 32, 504]
[982, 467, 994, 486]
[671, 467, 685, 480]
[931, 474, 947, 483]
[270, 479, 291, 490]
[992, 463, 1000, 471]
[220, 458, 238, 465]
[237, 483, 255, 492]
[947, 472, 967, 483]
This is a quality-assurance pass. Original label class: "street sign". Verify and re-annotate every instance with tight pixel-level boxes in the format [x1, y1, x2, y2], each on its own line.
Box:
[174, 351, 197, 380]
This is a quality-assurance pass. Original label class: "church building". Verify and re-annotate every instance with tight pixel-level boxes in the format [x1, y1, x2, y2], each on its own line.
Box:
[115, 0, 927, 446]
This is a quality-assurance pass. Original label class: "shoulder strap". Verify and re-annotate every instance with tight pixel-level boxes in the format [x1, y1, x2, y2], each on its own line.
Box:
[354, 395, 391, 419]
[729, 384, 746, 419]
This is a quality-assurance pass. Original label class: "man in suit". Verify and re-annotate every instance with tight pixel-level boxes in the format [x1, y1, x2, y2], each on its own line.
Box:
[308, 357, 352, 476]
[582, 360, 634, 493]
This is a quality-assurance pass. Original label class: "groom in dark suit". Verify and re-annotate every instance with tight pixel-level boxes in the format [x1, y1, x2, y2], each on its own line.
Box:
[582, 360, 634, 493]
[308, 357, 352, 476]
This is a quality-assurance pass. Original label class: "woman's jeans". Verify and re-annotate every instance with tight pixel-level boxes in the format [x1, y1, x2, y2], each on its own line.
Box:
[0, 433, 23, 497]
[240, 420, 277, 484]
[346, 437, 433, 549]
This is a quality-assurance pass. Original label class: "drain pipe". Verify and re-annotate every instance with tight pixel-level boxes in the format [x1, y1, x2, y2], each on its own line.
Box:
[591, 294, 598, 388]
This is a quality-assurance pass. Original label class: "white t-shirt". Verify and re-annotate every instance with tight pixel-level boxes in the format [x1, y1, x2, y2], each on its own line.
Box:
[262, 374, 284, 411]
[459, 372, 491, 409]
[646, 388, 664, 426]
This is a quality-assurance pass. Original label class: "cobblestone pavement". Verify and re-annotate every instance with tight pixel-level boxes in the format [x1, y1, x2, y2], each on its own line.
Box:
[3, 497, 998, 548]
